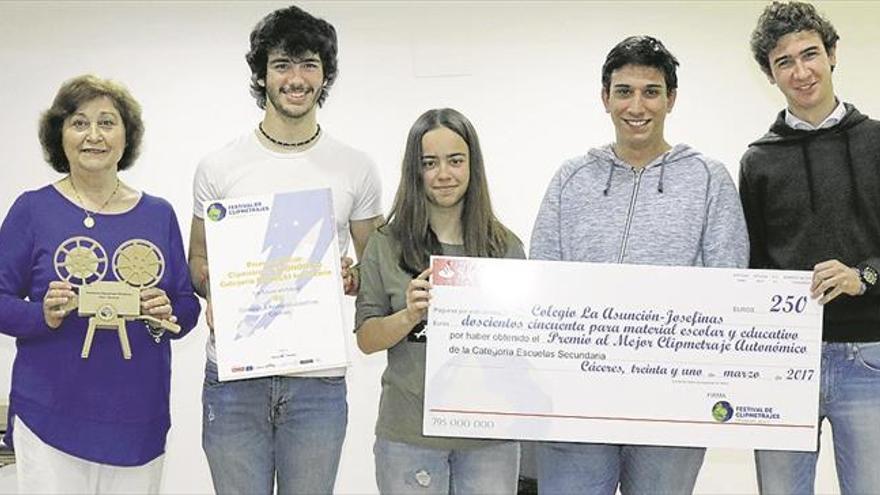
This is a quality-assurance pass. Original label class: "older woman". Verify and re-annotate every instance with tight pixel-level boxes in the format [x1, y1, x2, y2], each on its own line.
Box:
[356, 108, 523, 494]
[0, 75, 198, 493]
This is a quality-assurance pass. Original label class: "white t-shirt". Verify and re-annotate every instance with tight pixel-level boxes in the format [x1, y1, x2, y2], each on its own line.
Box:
[193, 130, 383, 375]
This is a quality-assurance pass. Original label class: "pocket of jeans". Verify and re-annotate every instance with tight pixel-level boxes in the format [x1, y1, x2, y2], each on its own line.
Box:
[855, 342, 880, 372]
[203, 361, 223, 389]
[318, 376, 345, 385]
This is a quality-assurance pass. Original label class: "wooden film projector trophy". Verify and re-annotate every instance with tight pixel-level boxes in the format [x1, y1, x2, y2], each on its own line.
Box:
[54, 236, 180, 360]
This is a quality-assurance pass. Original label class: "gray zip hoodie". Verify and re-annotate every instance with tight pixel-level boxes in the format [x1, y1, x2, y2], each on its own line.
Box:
[530, 143, 748, 268]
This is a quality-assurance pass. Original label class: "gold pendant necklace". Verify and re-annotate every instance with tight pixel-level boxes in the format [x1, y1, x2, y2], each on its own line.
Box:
[68, 176, 120, 229]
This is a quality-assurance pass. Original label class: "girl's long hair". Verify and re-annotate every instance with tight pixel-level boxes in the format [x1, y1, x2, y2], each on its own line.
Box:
[384, 108, 512, 275]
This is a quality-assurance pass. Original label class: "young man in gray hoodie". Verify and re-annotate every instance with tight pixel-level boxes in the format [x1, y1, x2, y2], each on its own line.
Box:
[530, 35, 748, 494]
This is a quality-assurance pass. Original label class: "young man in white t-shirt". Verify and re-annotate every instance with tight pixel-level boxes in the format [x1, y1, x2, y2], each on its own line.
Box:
[188, 5, 382, 494]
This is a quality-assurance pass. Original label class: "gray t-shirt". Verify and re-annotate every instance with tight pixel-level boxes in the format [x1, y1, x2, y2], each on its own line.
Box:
[356, 229, 525, 449]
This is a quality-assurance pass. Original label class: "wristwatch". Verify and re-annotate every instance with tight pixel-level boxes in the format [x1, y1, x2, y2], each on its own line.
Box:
[858, 264, 878, 295]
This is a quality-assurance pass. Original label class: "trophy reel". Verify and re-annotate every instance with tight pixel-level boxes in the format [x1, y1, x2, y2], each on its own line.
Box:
[112, 239, 165, 289]
[54, 236, 108, 287]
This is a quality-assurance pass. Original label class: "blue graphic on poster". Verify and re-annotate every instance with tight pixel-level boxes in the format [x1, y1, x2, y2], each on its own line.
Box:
[235, 190, 335, 339]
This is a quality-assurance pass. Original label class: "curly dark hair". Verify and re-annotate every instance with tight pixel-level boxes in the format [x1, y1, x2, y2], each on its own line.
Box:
[246, 5, 338, 109]
[750, 1, 839, 76]
[38, 74, 143, 173]
[602, 36, 679, 95]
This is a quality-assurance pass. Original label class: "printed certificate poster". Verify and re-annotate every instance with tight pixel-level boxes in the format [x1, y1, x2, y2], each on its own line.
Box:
[204, 189, 347, 381]
[424, 257, 823, 451]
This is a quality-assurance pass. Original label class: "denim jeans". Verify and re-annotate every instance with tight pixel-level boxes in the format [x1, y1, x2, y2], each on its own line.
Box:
[201, 360, 347, 495]
[536, 442, 704, 495]
[374, 437, 519, 494]
[755, 342, 880, 495]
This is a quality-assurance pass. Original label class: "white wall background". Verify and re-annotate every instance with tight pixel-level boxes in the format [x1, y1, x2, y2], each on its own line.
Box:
[1, 1, 877, 493]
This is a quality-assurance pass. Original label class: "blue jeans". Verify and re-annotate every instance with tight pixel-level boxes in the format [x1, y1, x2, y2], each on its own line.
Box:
[201, 361, 347, 495]
[374, 438, 519, 494]
[756, 342, 880, 495]
[536, 442, 704, 495]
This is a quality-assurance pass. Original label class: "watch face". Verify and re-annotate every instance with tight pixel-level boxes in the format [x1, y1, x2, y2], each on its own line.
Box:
[863, 266, 878, 286]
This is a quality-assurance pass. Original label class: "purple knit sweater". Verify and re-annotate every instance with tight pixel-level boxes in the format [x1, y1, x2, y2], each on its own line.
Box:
[0, 185, 199, 466]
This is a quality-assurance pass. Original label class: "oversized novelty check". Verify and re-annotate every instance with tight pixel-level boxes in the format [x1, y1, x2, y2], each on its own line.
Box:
[423, 257, 823, 451]
[204, 189, 347, 381]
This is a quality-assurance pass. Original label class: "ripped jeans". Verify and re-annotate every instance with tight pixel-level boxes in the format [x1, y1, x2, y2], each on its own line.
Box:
[201, 360, 347, 495]
[374, 437, 519, 494]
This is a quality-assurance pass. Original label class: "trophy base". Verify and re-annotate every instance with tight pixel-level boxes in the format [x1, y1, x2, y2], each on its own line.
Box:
[82, 316, 132, 360]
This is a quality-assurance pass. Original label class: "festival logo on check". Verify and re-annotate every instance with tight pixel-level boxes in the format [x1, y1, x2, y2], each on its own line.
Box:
[712, 401, 734, 422]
